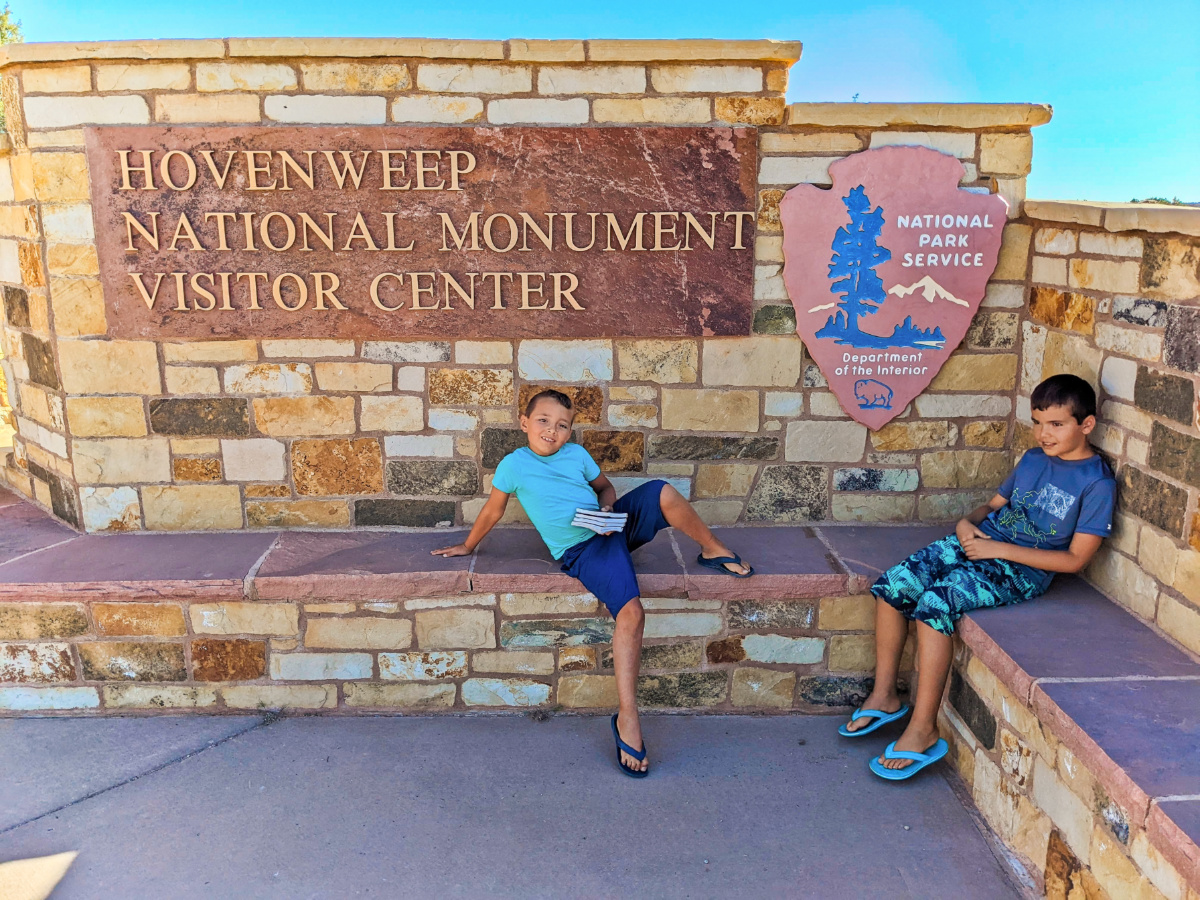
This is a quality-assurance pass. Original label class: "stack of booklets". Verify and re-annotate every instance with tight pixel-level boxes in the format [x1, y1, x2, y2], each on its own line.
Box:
[572, 508, 628, 534]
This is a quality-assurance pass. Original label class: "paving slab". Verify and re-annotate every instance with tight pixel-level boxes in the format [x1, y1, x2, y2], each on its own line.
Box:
[0, 716, 1020, 898]
[254, 530, 472, 599]
[1037, 679, 1200, 800]
[0, 501, 78, 565]
[817, 524, 950, 578]
[969, 578, 1200, 680]
[0, 716, 260, 831]
[0, 531, 278, 600]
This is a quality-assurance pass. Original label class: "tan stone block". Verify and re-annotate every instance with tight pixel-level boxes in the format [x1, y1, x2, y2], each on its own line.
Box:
[835, 491, 917, 524]
[141, 484, 242, 530]
[557, 674, 619, 708]
[921, 451, 1010, 489]
[191, 602, 298, 636]
[661, 389, 757, 431]
[731, 667, 795, 708]
[27, 130, 86, 149]
[760, 132, 864, 153]
[928, 354, 1017, 392]
[1080, 231, 1144, 257]
[826, 633, 874, 670]
[1031, 255, 1067, 286]
[786, 419, 866, 462]
[8, 153, 35, 201]
[992, 224, 1032, 281]
[608, 404, 658, 428]
[714, 96, 786, 125]
[223, 363, 311, 395]
[871, 421, 956, 451]
[360, 395, 423, 432]
[755, 235, 784, 262]
[163, 340, 257, 363]
[1032, 756, 1094, 862]
[65, 396, 146, 438]
[300, 62, 410, 92]
[1041, 331, 1102, 384]
[462, 677, 550, 707]
[500, 593, 598, 616]
[259, 339, 352, 358]
[690, 499, 743, 525]
[311, 362, 391, 393]
[0, 603, 87, 640]
[616, 340, 697, 384]
[471, 650, 555, 675]
[104, 685, 217, 708]
[56, 338, 160, 393]
[417, 63, 531, 94]
[196, 62, 296, 92]
[171, 438, 219, 455]
[343, 682, 455, 708]
[253, 396, 356, 437]
[1129, 832, 1187, 900]
[415, 608, 496, 649]
[20, 242, 46, 290]
[651, 64, 762, 93]
[292, 438, 383, 495]
[73, 438, 170, 484]
[1142, 238, 1200, 301]
[819, 595, 875, 631]
[963, 421, 1007, 448]
[702, 336, 803, 386]
[1139, 527, 1180, 585]
[538, 65, 645, 94]
[306, 617, 413, 650]
[222, 684, 336, 709]
[31, 151, 89, 202]
[491, 99, 591, 125]
[454, 341, 513, 365]
[46, 243, 98, 276]
[1070, 258, 1140, 294]
[694, 463, 757, 498]
[1157, 594, 1200, 655]
[0, 204, 37, 240]
[979, 133, 1033, 176]
[391, 95, 485, 123]
[94, 602, 185, 637]
[1090, 826, 1163, 900]
[49, 277, 106, 337]
[155, 94, 261, 124]
[171, 456, 219, 482]
[23, 65, 91, 93]
[592, 97, 711, 124]
[1034, 226, 1078, 255]
[1175, 550, 1200, 604]
[164, 366, 220, 394]
[95, 63, 191, 91]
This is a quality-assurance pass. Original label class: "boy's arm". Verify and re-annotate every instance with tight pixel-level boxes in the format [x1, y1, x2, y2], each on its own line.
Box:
[589, 474, 617, 511]
[963, 530, 1104, 574]
[955, 494, 1008, 543]
[431, 488, 509, 557]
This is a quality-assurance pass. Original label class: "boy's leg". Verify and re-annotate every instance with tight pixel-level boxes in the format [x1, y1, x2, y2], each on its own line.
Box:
[612, 598, 648, 773]
[846, 535, 963, 732]
[880, 558, 1040, 770]
[655, 483, 750, 575]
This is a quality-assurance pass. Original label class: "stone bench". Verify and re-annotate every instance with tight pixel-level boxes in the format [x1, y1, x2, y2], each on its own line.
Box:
[1, 488, 1196, 895]
[824, 524, 1200, 897]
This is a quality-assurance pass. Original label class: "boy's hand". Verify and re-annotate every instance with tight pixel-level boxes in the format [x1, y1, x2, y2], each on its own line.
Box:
[955, 518, 988, 545]
[431, 543, 472, 558]
[963, 539, 1009, 562]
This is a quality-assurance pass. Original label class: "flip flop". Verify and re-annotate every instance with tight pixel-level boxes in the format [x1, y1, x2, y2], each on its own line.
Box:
[837, 704, 911, 737]
[696, 553, 754, 578]
[611, 714, 649, 778]
[869, 739, 949, 781]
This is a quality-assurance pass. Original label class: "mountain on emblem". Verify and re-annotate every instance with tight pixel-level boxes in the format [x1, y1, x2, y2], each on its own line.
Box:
[887, 276, 969, 307]
[778, 146, 1010, 429]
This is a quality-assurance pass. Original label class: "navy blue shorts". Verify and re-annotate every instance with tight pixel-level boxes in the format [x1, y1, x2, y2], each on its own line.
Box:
[559, 479, 671, 618]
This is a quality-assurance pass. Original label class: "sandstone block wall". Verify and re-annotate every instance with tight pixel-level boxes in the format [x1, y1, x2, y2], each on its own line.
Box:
[1013, 200, 1200, 657]
[0, 38, 1051, 534]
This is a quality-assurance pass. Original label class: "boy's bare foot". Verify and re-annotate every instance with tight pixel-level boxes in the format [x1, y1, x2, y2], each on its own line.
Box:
[879, 722, 942, 770]
[844, 689, 903, 733]
[699, 539, 751, 576]
[616, 710, 649, 773]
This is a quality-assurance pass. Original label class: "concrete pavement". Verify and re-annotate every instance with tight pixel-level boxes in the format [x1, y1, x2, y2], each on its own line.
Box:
[1, 714, 1026, 898]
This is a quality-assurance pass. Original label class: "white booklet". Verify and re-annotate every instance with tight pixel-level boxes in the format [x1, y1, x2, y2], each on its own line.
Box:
[571, 508, 628, 534]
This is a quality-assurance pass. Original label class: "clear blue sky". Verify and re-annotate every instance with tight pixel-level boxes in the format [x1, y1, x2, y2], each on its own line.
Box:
[15, 0, 1199, 202]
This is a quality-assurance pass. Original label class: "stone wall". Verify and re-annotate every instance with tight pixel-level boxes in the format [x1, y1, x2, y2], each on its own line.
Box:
[1014, 200, 1200, 656]
[0, 37, 1051, 533]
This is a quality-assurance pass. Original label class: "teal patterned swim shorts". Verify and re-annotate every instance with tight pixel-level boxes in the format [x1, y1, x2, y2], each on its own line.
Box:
[870, 535, 1045, 635]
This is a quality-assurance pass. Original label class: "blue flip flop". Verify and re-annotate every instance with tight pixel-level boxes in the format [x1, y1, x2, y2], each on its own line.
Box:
[611, 714, 649, 778]
[696, 553, 754, 578]
[838, 704, 911, 737]
[869, 738, 949, 781]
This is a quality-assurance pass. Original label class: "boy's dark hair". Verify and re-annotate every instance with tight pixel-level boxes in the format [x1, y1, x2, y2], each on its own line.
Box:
[1031, 374, 1096, 423]
[524, 388, 573, 417]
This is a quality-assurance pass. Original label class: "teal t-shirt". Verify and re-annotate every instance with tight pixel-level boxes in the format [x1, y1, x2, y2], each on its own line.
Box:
[492, 444, 602, 559]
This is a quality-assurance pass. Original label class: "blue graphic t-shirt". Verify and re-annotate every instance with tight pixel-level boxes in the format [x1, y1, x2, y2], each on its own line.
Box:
[979, 447, 1116, 590]
[492, 443, 601, 559]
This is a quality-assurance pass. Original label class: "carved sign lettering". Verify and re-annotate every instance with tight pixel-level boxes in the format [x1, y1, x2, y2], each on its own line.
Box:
[85, 126, 757, 340]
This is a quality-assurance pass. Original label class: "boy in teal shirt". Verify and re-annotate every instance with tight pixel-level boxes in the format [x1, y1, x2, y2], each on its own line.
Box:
[435, 389, 753, 777]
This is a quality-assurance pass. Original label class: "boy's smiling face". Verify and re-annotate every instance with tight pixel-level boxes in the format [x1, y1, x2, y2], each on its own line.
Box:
[1031, 403, 1095, 460]
[520, 397, 575, 457]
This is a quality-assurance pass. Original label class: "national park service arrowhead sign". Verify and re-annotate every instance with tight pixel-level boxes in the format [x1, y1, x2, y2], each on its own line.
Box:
[779, 146, 1009, 429]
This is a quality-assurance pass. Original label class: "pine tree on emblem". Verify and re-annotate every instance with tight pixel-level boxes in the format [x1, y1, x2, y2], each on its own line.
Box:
[825, 185, 890, 337]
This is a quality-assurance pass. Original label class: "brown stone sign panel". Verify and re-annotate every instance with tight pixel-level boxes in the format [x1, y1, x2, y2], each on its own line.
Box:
[85, 126, 757, 340]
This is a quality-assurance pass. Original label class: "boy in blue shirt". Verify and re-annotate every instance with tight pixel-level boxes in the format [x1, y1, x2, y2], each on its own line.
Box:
[434, 388, 753, 777]
[840, 374, 1116, 780]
